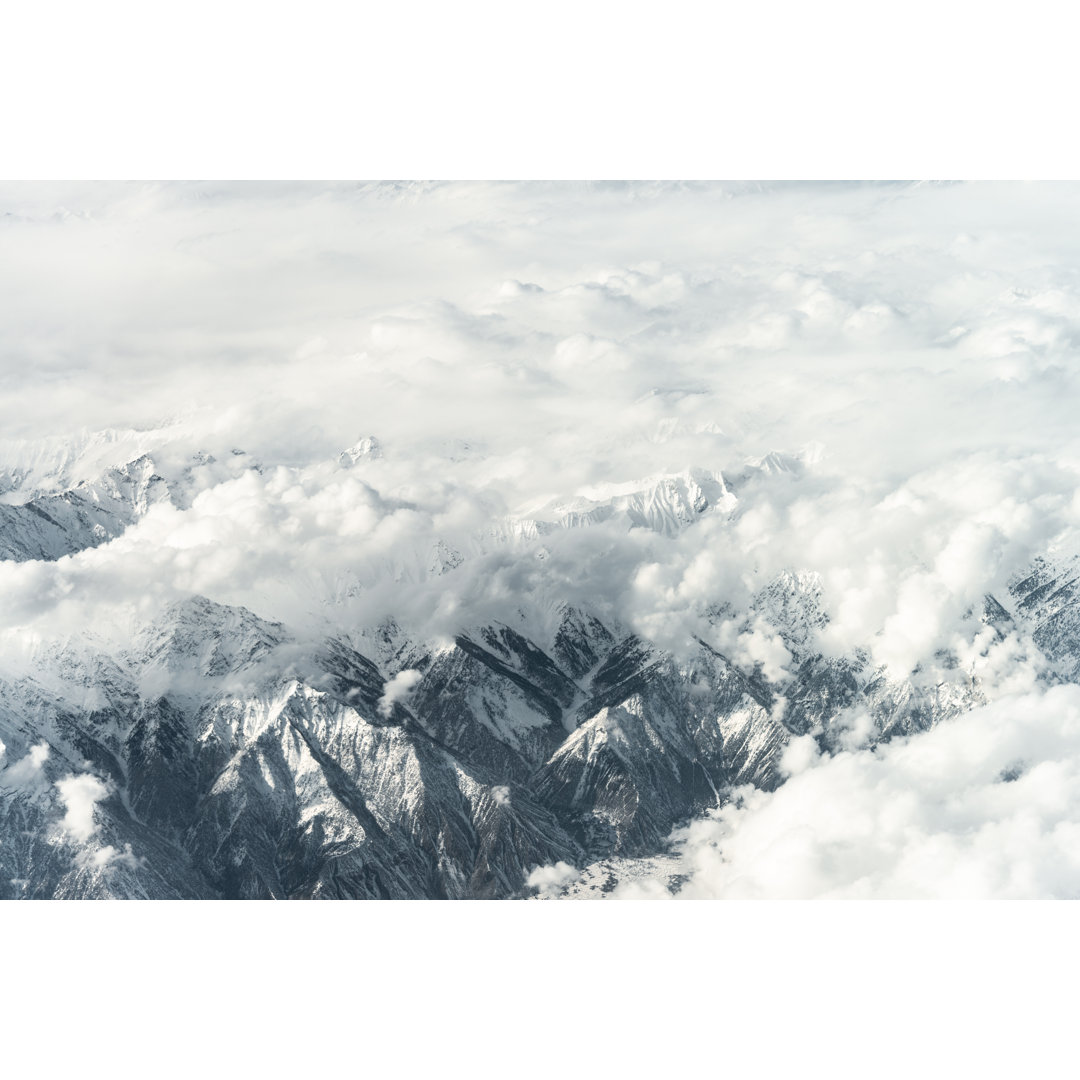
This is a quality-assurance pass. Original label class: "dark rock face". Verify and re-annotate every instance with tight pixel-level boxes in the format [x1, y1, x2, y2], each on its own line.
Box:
[1012, 556, 1080, 679]
[3, 556, 1077, 899]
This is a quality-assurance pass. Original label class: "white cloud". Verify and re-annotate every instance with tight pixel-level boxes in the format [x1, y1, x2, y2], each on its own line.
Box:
[0, 742, 49, 790]
[377, 669, 423, 718]
[527, 861, 581, 898]
[82, 843, 142, 871]
[54, 773, 110, 843]
[0, 184, 1077, 675]
[779, 735, 820, 777]
[615, 684, 1080, 899]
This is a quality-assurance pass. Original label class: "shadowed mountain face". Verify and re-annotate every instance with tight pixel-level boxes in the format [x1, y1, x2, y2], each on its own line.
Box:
[3, 556, 1071, 900]
[1010, 556, 1080, 681]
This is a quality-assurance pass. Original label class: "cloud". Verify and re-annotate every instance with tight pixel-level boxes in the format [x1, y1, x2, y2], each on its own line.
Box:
[0, 184, 1079, 669]
[82, 843, 143, 871]
[54, 773, 110, 843]
[0, 742, 50, 790]
[0, 185, 1076, 700]
[377, 669, 423, 717]
[614, 684, 1080, 899]
[779, 734, 820, 777]
[527, 861, 581, 898]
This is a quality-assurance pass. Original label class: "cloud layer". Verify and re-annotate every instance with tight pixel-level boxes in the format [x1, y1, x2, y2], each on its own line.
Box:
[1, 184, 1079, 655]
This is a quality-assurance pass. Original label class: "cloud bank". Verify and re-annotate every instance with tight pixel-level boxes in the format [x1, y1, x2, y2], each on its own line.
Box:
[609, 684, 1080, 899]
[1, 183, 1079, 659]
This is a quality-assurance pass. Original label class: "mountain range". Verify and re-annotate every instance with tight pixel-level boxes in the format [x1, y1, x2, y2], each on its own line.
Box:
[0, 438, 1073, 899]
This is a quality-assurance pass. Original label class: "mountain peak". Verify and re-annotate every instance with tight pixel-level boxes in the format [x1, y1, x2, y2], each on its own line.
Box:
[339, 436, 383, 467]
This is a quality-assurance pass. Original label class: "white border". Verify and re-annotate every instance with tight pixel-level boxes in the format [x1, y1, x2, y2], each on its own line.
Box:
[2, 0, 1079, 177]
[2, 4, 1078, 1068]
[2, 900, 1075, 1072]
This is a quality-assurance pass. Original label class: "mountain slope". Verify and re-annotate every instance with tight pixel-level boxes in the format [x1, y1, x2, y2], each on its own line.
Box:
[0, 455, 168, 562]
[3, 556, 1052, 900]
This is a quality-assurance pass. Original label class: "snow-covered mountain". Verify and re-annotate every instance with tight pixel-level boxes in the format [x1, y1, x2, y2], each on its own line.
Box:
[0, 455, 168, 561]
[516, 468, 737, 538]
[4, 181, 1080, 902]
[3, 436, 1072, 899]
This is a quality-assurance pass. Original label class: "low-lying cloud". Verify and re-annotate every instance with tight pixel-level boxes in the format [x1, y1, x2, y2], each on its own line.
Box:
[612, 684, 1080, 899]
[0, 742, 50, 791]
[55, 773, 110, 843]
[527, 861, 581, 898]
[377, 668, 423, 717]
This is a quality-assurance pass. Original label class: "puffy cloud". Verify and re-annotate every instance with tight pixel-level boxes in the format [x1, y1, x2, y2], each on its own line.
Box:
[82, 843, 142, 871]
[527, 861, 581, 898]
[54, 774, 110, 843]
[779, 734, 820, 777]
[0, 185, 1076, 693]
[0, 185, 1077, 656]
[0, 742, 50, 790]
[377, 669, 423, 717]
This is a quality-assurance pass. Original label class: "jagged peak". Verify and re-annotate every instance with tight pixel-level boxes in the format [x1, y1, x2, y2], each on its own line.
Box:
[338, 435, 383, 467]
[134, 595, 289, 678]
[0, 424, 185, 502]
[517, 467, 737, 538]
